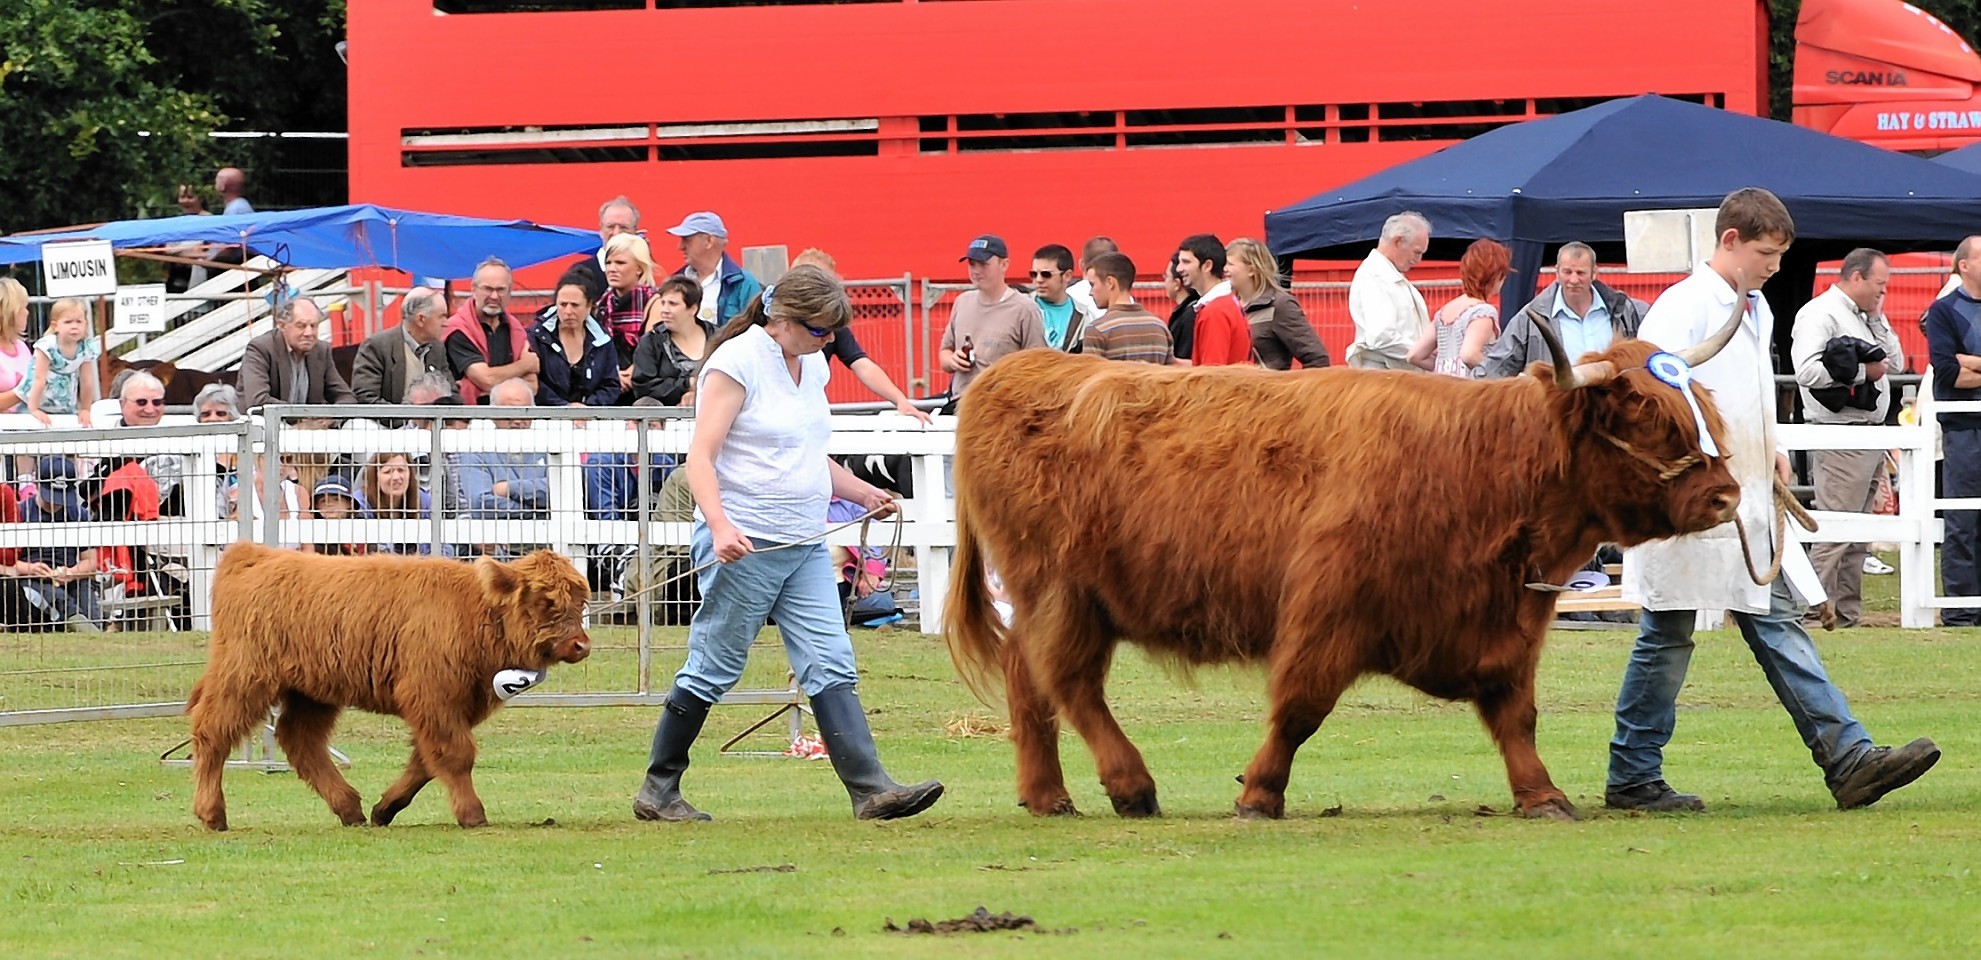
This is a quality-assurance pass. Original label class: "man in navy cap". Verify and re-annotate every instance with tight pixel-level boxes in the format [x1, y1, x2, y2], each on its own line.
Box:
[667, 211, 763, 327]
[938, 234, 1046, 401]
[22, 456, 104, 632]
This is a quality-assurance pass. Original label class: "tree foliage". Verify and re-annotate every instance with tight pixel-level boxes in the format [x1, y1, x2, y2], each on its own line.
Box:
[0, 0, 346, 234]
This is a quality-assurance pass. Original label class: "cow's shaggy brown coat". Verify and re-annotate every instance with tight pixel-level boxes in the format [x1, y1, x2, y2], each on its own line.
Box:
[187, 544, 592, 830]
[946, 339, 1741, 821]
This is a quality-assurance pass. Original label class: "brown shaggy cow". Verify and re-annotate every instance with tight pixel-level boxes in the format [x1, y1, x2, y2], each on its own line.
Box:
[947, 312, 1745, 821]
[187, 544, 592, 830]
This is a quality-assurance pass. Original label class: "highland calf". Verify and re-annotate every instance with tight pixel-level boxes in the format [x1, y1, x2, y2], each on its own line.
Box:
[947, 307, 1746, 821]
[188, 544, 591, 830]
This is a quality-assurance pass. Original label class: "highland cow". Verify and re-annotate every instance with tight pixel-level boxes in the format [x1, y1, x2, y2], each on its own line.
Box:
[187, 544, 591, 830]
[947, 308, 1746, 821]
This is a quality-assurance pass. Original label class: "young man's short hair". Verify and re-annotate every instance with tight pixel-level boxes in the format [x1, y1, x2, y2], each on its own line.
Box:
[1033, 244, 1075, 273]
[1177, 234, 1226, 275]
[1087, 252, 1136, 291]
[1080, 236, 1118, 265]
[1715, 187, 1796, 244]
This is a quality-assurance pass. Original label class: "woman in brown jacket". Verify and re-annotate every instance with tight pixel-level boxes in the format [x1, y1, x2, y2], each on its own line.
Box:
[1227, 237, 1330, 370]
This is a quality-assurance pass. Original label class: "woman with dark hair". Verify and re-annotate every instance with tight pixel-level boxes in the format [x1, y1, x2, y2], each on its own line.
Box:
[629, 276, 714, 405]
[632, 264, 942, 824]
[530, 271, 623, 406]
[1409, 238, 1510, 378]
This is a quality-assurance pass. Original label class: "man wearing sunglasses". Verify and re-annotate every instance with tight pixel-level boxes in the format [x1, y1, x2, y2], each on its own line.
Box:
[119, 373, 167, 427]
[1029, 244, 1098, 353]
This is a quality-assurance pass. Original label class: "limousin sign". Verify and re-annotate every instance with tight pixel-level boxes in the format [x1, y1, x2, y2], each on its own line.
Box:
[40, 240, 117, 298]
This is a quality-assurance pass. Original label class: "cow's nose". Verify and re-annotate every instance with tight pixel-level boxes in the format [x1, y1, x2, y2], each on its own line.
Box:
[1709, 489, 1740, 520]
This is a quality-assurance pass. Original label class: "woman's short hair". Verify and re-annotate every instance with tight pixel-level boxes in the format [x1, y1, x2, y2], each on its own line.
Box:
[194, 383, 241, 418]
[1458, 239, 1513, 300]
[655, 275, 702, 310]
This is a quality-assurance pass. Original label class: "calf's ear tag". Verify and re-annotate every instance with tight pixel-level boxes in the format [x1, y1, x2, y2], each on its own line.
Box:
[493, 668, 546, 701]
[1645, 352, 1719, 458]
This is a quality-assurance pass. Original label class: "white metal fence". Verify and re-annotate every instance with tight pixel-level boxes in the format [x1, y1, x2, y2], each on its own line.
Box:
[0, 397, 1973, 728]
[0, 405, 955, 727]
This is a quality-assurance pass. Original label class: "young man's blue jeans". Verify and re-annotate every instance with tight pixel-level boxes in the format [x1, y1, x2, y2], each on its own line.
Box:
[673, 523, 858, 704]
[1609, 577, 1873, 792]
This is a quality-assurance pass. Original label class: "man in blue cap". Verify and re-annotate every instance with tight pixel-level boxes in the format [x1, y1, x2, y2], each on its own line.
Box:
[938, 234, 1046, 401]
[667, 211, 762, 327]
[22, 456, 104, 632]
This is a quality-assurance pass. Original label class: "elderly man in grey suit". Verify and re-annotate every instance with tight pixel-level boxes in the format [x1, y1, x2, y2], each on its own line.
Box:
[352, 287, 455, 404]
[238, 298, 358, 409]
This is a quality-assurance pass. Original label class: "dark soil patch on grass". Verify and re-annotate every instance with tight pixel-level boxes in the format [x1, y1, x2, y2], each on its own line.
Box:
[885, 906, 1062, 935]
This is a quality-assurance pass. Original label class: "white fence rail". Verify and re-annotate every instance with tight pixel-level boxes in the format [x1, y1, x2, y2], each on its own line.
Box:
[0, 408, 1968, 629]
[0, 400, 1970, 727]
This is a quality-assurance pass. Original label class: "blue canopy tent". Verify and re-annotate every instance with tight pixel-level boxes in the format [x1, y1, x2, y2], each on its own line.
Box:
[0, 203, 599, 279]
[1934, 140, 1981, 175]
[1265, 95, 1981, 354]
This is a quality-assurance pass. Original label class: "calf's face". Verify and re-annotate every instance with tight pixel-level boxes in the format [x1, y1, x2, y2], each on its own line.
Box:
[483, 552, 593, 665]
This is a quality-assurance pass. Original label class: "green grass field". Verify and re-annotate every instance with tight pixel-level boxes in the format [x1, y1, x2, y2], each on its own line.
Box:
[3, 574, 1979, 959]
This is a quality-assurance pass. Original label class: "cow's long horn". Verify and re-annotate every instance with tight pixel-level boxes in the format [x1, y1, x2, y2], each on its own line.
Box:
[1673, 293, 1748, 367]
[1526, 306, 1598, 390]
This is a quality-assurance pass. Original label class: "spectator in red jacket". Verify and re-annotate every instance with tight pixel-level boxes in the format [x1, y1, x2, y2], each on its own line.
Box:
[1175, 234, 1250, 366]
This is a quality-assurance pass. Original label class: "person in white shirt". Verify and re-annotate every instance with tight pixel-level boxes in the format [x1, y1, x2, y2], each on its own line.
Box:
[1062, 236, 1115, 321]
[632, 265, 943, 825]
[1346, 212, 1431, 369]
[1610, 188, 1938, 815]
[1790, 247, 1903, 628]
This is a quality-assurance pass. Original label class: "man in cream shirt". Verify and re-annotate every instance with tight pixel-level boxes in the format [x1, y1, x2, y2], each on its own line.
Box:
[1610, 188, 1938, 815]
[1346, 212, 1430, 369]
[1790, 248, 1902, 627]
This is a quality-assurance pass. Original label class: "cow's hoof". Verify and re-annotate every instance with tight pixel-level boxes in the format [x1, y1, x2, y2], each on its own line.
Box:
[1020, 796, 1080, 817]
[1233, 802, 1283, 821]
[199, 816, 229, 832]
[1109, 790, 1160, 818]
[370, 805, 400, 827]
[335, 806, 367, 827]
[1520, 797, 1580, 822]
[456, 812, 489, 829]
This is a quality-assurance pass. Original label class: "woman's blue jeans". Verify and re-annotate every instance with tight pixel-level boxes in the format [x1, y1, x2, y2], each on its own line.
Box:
[673, 523, 859, 704]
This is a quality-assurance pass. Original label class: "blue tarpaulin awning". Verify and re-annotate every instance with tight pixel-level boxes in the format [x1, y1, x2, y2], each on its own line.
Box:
[0, 203, 599, 280]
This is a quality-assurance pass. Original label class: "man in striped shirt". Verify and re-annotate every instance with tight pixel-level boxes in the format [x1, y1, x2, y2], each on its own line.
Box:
[1081, 252, 1173, 364]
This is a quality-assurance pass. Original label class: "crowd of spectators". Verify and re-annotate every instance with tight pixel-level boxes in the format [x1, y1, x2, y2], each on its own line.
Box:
[4, 189, 1955, 637]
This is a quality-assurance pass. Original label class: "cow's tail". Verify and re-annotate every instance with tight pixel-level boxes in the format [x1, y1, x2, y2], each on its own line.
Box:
[944, 479, 1007, 707]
